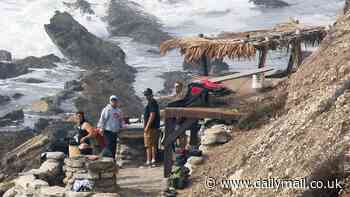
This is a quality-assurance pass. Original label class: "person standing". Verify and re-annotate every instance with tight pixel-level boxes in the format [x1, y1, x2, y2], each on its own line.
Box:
[143, 88, 160, 167]
[97, 95, 124, 158]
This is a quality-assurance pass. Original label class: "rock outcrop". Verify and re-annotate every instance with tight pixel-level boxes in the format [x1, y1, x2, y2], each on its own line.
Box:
[0, 109, 25, 127]
[0, 62, 29, 79]
[0, 120, 75, 180]
[63, 0, 95, 15]
[0, 95, 11, 105]
[107, 0, 172, 46]
[14, 54, 60, 69]
[249, 0, 290, 8]
[45, 11, 125, 67]
[0, 54, 61, 79]
[0, 50, 12, 62]
[45, 11, 143, 122]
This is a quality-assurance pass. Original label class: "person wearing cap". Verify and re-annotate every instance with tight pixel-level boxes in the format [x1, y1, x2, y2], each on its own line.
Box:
[143, 88, 160, 167]
[97, 95, 124, 158]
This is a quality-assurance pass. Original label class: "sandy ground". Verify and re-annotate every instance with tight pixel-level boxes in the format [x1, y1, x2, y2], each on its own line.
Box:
[117, 165, 167, 197]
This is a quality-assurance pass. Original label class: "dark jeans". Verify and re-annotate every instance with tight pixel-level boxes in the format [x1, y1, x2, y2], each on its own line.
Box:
[101, 130, 117, 158]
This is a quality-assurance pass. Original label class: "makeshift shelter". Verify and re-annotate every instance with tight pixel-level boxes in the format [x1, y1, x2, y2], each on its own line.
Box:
[160, 20, 327, 75]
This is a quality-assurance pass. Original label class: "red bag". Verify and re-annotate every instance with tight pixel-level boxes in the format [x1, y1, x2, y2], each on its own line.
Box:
[94, 128, 106, 148]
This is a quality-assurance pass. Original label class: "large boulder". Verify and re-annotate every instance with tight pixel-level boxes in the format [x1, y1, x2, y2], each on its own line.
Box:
[249, 0, 290, 8]
[45, 11, 125, 67]
[0, 109, 25, 127]
[107, 0, 172, 46]
[0, 62, 29, 79]
[14, 54, 60, 69]
[0, 50, 12, 62]
[0, 54, 60, 79]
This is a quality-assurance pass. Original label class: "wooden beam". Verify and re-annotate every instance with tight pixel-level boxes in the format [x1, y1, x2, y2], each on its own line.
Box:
[164, 118, 176, 178]
[164, 107, 241, 120]
[209, 67, 274, 83]
[164, 119, 198, 147]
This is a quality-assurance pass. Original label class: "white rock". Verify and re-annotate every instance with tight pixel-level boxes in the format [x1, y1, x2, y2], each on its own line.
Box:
[39, 186, 65, 197]
[3, 187, 17, 197]
[65, 191, 93, 197]
[187, 156, 204, 166]
[14, 175, 36, 190]
[201, 132, 230, 145]
[29, 179, 49, 190]
[45, 152, 65, 161]
[91, 193, 121, 197]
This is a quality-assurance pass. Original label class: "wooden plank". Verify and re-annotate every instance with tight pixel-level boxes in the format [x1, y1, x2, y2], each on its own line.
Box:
[164, 118, 176, 178]
[209, 67, 274, 83]
[164, 119, 198, 147]
[164, 107, 241, 120]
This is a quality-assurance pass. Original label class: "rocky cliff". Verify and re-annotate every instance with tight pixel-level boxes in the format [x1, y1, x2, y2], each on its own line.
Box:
[45, 11, 143, 122]
[187, 4, 350, 197]
[107, 0, 172, 46]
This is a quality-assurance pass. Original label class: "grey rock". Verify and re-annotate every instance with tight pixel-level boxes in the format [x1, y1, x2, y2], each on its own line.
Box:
[17, 78, 46, 84]
[91, 193, 120, 197]
[65, 191, 93, 197]
[12, 93, 24, 99]
[0, 95, 11, 105]
[0, 50, 12, 62]
[45, 11, 125, 68]
[64, 158, 85, 168]
[87, 157, 115, 172]
[14, 54, 60, 69]
[0, 109, 24, 127]
[39, 186, 65, 197]
[249, 0, 290, 8]
[107, 0, 172, 46]
[0, 62, 29, 79]
[64, 80, 83, 91]
[45, 152, 65, 161]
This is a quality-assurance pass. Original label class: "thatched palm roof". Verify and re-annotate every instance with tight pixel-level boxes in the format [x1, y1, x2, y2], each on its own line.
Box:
[160, 21, 327, 62]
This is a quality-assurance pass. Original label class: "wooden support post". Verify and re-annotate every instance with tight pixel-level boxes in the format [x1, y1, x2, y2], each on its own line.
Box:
[165, 119, 198, 147]
[258, 47, 268, 68]
[164, 118, 176, 178]
[295, 40, 302, 66]
[201, 55, 209, 76]
[164, 118, 198, 177]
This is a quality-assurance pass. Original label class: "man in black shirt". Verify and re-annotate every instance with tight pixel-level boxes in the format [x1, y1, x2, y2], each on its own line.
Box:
[143, 88, 160, 167]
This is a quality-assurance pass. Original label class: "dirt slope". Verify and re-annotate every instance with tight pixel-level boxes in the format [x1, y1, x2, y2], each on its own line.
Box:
[184, 7, 350, 197]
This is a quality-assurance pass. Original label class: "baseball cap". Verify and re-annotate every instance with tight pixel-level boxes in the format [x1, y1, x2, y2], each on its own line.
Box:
[110, 95, 119, 101]
[143, 88, 153, 96]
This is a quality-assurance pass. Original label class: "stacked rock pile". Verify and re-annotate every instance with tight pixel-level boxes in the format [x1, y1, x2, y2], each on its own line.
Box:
[116, 139, 144, 166]
[63, 156, 118, 193]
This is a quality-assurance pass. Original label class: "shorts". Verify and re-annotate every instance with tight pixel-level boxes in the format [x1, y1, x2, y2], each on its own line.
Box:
[144, 128, 159, 148]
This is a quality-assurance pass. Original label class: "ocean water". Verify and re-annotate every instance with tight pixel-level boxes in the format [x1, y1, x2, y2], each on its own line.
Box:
[0, 0, 345, 120]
